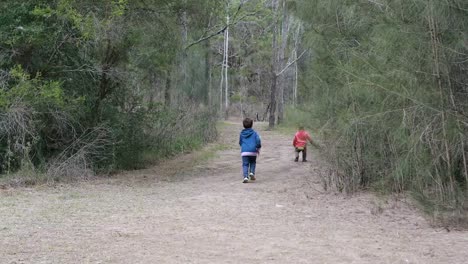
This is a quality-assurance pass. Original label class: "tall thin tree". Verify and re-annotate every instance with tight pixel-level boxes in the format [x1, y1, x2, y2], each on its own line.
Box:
[268, 0, 279, 129]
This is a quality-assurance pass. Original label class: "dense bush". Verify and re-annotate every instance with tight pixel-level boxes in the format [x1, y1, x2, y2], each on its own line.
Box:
[0, 0, 218, 179]
[294, 0, 468, 217]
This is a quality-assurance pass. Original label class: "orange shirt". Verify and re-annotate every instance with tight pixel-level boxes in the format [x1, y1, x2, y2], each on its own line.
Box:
[293, 130, 311, 148]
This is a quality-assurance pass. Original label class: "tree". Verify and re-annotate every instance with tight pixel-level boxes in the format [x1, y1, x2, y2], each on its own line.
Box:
[0, 0, 220, 174]
[293, 0, 468, 214]
[268, 0, 279, 129]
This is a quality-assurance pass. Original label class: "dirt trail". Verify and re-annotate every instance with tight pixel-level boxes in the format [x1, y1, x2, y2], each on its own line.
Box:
[1, 121, 467, 264]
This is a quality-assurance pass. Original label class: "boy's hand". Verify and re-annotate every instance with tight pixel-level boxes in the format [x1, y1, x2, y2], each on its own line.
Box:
[310, 141, 321, 149]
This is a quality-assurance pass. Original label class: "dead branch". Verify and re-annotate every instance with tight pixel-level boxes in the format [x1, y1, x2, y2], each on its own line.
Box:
[276, 50, 307, 76]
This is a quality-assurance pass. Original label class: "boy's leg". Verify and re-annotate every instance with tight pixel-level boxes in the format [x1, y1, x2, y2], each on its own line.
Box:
[294, 148, 299, 161]
[248, 156, 257, 175]
[246, 156, 257, 181]
[303, 147, 307, 161]
[242, 156, 250, 178]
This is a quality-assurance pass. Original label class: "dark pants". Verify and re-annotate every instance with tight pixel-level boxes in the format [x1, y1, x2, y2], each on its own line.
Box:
[242, 156, 257, 177]
[295, 147, 307, 161]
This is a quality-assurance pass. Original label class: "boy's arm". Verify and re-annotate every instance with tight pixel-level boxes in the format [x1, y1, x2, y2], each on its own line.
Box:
[255, 133, 262, 149]
[312, 141, 321, 149]
[239, 134, 242, 146]
[308, 135, 321, 149]
[305, 132, 319, 148]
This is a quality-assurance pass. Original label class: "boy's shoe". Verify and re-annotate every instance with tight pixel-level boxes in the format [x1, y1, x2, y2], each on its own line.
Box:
[243, 177, 249, 183]
[294, 157, 299, 162]
[249, 173, 256, 181]
[302, 159, 308, 162]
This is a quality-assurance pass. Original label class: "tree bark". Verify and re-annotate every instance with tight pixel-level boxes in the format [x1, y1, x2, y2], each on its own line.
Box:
[293, 23, 301, 106]
[179, 2, 189, 98]
[93, 39, 118, 125]
[268, 0, 279, 129]
[224, 11, 230, 119]
[164, 70, 171, 107]
[205, 38, 211, 106]
[268, 71, 278, 128]
[277, 0, 290, 125]
[219, 2, 231, 118]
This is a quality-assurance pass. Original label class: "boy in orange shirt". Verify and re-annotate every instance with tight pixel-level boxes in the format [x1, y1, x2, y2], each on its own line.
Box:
[293, 126, 316, 162]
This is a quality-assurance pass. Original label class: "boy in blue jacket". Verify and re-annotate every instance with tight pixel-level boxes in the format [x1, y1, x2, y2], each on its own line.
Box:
[239, 118, 262, 183]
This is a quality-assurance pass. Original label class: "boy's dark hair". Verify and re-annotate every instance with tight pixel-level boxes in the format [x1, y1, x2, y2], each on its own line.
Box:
[243, 118, 253, 128]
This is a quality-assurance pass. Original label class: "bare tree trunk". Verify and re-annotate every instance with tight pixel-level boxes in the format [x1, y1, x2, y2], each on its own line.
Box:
[224, 11, 230, 119]
[205, 39, 211, 106]
[219, 30, 226, 115]
[462, 133, 468, 188]
[240, 76, 248, 119]
[240, 83, 244, 119]
[277, 0, 290, 125]
[147, 72, 156, 109]
[219, 50, 224, 114]
[293, 48, 298, 105]
[203, 13, 213, 107]
[179, 1, 189, 99]
[93, 39, 119, 125]
[164, 70, 171, 107]
[219, 3, 230, 117]
[269, 72, 278, 128]
[293, 23, 301, 106]
[268, 0, 279, 129]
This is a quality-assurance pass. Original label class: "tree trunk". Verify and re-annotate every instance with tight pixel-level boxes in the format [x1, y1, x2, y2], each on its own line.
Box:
[277, 0, 290, 125]
[293, 23, 301, 106]
[219, 58, 224, 114]
[205, 38, 211, 106]
[224, 12, 230, 119]
[268, 0, 279, 129]
[179, 2, 189, 98]
[147, 72, 156, 109]
[164, 71, 171, 107]
[93, 39, 118, 125]
[219, 3, 230, 119]
[269, 71, 278, 128]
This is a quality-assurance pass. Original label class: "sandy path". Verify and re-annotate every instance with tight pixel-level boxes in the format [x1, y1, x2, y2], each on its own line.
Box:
[1, 121, 467, 264]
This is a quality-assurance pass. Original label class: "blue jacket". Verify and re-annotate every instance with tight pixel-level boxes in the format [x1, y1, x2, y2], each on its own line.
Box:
[239, 128, 261, 153]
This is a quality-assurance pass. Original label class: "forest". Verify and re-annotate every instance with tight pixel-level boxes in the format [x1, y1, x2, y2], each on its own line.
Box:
[1, 0, 467, 219]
